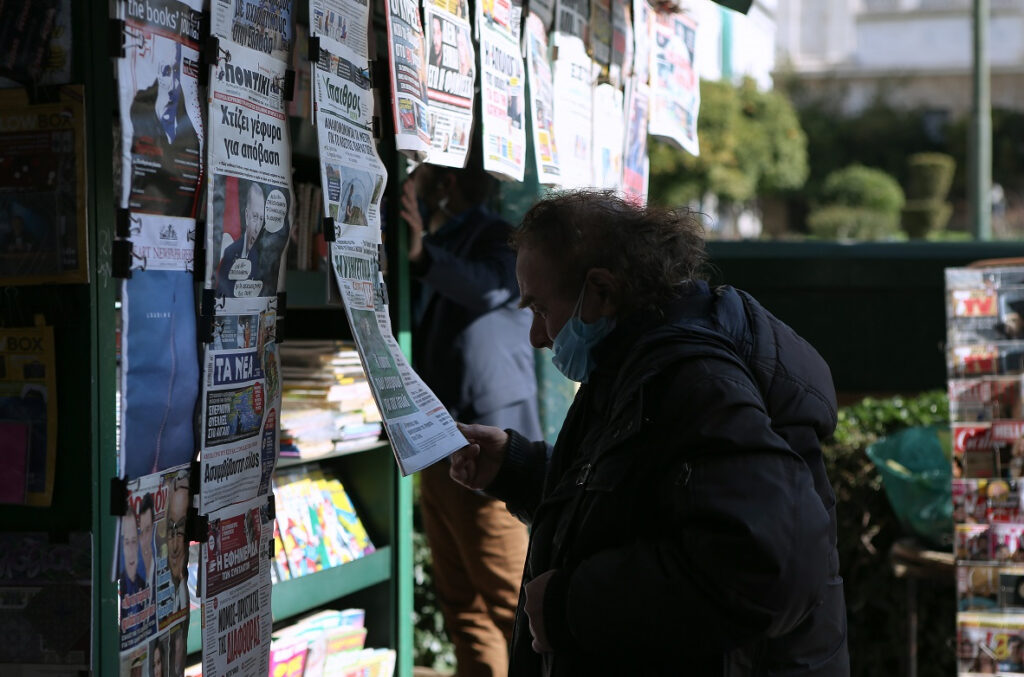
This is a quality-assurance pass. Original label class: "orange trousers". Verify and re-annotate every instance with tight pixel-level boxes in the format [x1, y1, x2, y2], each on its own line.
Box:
[419, 461, 529, 677]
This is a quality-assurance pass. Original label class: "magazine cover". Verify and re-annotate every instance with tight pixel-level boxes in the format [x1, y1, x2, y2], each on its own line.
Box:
[0, 532, 91, 671]
[954, 423, 995, 479]
[117, 469, 192, 674]
[0, 323, 57, 506]
[120, 271, 199, 480]
[958, 612, 1024, 674]
[0, 86, 88, 284]
[116, 0, 205, 219]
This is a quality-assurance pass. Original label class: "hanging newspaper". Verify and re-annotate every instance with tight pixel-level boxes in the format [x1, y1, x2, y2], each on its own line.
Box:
[117, 469, 191, 672]
[202, 496, 274, 677]
[551, 40, 592, 188]
[328, 242, 469, 475]
[117, 0, 204, 220]
[205, 43, 294, 305]
[590, 0, 611, 67]
[632, 0, 651, 84]
[609, 0, 632, 87]
[423, 1, 475, 168]
[312, 43, 467, 474]
[591, 83, 623, 191]
[476, 0, 522, 43]
[198, 303, 281, 513]
[524, 13, 561, 185]
[211, 0, 294, 62]
[622, 77, 649, 204]
[480, 23, 527, 181]
[0, 323, 57, 506]
[120, 271, 200, 480]
[311, 41, 387, 231]
[309, 0, 372, 61]
[649, 10, 699, 156]
[385, 0, 432, 158]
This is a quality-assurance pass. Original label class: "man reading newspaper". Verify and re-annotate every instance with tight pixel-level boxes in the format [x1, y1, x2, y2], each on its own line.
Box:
[450, 191, 850, 676]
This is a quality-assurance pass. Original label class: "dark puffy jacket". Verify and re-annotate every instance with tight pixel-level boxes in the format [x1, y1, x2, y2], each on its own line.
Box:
[488, 282, 850, 676]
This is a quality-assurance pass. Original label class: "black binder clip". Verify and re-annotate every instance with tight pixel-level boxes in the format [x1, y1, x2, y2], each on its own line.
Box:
[276, 292, 288, 319]
[307, 36, 321, 63]
[110, 477, 128, 516]
[109, 19, 126, 58]
[187, 512, 209, 543]
[112, 240, 133, 279]
[267, 494, 276, 521]
[372, 116, 381, 140]
[323, 217, 336, 243]
[115, 208, 132, 239]
[192, 221, 206, 285]
[283, 69, 296, 102]
[268, 539, 275, 559]
[199, 36, 221, 87]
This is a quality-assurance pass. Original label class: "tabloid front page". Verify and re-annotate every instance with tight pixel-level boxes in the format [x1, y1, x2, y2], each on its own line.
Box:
[423, 1, 475, 168]
[198, 303, 281, 513]
[648, 10, 699, 156]
[310, 0, 371, 60]
[591, 82, 623, 191]
[622, 76, 650, 204]
[211, 0, 294, 62]
[205, 43, 294, 303]
[551, 38, 592, 189]
[524, 13, 561, 186]
[479, 23, 526, 181]
[385, 0, 432, 158]
[201, 496, 274, 676]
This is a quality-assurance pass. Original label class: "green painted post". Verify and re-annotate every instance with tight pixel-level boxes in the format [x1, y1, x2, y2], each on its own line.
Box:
[970, 0, 992, 240]
[720, 5, 734, 81]
[84, 2, 120, 673]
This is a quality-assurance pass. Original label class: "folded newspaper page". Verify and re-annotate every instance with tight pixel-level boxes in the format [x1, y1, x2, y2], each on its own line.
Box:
[310, 0, 372, 61]
[312, 37, 468, 475]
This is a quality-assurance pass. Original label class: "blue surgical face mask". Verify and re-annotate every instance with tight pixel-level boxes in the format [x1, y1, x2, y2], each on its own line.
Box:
[551, 281, 616, 383]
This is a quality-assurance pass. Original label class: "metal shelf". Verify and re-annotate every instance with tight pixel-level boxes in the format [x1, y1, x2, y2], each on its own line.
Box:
[276, 438, 389, 470]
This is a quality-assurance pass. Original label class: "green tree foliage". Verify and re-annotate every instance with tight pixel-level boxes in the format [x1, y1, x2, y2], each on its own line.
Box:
[649, 77, 808, 207]
[808, 164, 905, 239]
[824, 391, 953, 677]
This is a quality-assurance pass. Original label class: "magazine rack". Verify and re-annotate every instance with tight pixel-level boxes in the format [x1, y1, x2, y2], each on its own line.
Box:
[0, 3, 414, 675]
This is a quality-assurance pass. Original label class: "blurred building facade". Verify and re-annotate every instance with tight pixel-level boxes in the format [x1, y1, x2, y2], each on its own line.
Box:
[776, 0, 1024, 116]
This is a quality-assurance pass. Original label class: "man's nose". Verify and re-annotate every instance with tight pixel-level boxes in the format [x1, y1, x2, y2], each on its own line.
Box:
[529, 315, 550, 350]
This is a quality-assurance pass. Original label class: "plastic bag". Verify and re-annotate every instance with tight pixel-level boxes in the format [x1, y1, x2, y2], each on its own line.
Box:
[865, 425, 953, 549]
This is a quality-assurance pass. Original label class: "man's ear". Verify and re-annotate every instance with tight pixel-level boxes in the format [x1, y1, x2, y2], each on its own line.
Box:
[585, 268, 619, 317]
